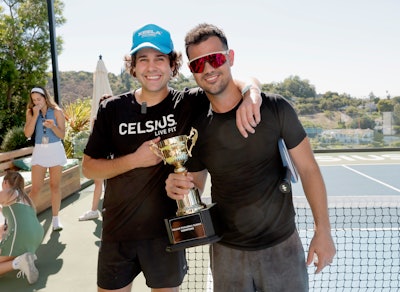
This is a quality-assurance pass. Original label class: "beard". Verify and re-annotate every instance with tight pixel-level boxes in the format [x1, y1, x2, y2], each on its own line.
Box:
[198, 73, 230, 96]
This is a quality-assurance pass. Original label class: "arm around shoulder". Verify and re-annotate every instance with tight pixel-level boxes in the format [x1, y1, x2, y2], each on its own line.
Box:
[234, 77, 262, 137]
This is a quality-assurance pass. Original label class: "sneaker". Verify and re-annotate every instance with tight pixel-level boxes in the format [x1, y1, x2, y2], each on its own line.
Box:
[16, 252, 39, 284]
[52, 221, 63, 232]
[78, 210, 100, 221]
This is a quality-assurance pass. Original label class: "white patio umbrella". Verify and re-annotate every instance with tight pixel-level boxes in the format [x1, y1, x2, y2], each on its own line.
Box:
[90, 55, 113, 128]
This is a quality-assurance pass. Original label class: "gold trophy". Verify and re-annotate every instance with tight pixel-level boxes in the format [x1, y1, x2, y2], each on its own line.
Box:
[150, 128, 221, 252]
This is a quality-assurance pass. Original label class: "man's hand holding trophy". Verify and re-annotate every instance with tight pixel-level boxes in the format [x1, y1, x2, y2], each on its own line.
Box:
[150, 128, 222, 252]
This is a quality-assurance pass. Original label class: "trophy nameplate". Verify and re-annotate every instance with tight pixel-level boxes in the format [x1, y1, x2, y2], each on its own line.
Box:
[164, 203, 221, 252]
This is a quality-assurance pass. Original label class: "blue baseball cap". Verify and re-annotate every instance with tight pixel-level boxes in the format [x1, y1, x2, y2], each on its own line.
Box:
[130, 24, 174, 55]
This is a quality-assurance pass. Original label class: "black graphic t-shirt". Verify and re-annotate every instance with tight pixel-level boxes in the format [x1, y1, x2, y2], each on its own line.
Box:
[84, 88, 208, 241]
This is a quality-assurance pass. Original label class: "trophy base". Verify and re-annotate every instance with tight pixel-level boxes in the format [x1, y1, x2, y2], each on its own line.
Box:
[166, 234, 222, 252]
[165, 203, 222, 252]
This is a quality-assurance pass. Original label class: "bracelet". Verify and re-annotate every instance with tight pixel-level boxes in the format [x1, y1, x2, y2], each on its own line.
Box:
[241, 85, 261, 96]
[241, 85, 252, 96]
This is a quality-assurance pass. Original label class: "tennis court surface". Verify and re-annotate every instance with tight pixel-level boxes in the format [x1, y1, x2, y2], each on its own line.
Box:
[183, 151, 400, 291]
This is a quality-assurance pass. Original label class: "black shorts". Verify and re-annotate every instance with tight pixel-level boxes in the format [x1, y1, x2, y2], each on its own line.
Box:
[97, 237, 187, 290]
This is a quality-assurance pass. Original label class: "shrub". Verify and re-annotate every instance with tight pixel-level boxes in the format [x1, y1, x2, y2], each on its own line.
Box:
[70, 130, 90, 158]
[63, 98, 91, 158]
[1, 126, 31, 151]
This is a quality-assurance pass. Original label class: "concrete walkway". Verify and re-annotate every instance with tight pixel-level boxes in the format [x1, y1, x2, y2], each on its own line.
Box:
[0, 180, 150, 292]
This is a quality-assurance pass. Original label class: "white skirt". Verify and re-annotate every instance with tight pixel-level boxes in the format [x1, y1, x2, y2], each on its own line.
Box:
[31, 141, 68, 167]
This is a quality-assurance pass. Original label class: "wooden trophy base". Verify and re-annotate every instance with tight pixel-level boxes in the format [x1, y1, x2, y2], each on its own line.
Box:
[165, 203, 222, 252]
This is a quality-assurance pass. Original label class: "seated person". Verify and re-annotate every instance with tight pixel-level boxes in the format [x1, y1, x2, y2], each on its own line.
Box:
[0, 171, 44, 284]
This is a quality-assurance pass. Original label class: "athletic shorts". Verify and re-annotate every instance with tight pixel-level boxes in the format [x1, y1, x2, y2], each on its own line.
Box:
[211, 230, 308, 292]
[97, 237, 187, 290]
[31, 141, 67, 167]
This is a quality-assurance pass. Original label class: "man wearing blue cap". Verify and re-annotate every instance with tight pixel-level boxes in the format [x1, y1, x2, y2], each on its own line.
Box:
[82, 23, 262, 292]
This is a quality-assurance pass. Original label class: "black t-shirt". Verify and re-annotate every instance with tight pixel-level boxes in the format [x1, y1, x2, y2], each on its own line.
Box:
[84, 88, 209, 241]
[186, 93, 307, 250]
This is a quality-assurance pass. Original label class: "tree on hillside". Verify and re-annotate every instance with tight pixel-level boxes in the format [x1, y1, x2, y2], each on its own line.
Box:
[392, 104, 400, 134]
[319, 91, 361, 112]
[348, 115, 375, 130]
[0, 0, 65, 143]
[392, 96, 400, 105]
[377, 99, 394, 112]
[280, 75, 316, 98]
[261, 76, 316, 100]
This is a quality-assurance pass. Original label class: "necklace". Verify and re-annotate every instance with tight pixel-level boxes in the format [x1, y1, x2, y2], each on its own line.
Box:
[41, 112, 47, 134]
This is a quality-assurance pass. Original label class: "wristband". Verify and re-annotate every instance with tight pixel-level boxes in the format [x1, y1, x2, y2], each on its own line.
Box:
[241, 85, 261, 96]
[241, 85, 252, 96]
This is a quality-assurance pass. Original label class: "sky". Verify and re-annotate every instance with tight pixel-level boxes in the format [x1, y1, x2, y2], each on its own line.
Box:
[56, 0, 400, 98]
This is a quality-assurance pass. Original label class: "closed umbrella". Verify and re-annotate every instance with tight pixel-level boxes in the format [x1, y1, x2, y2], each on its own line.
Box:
[91, 55, 113, 128]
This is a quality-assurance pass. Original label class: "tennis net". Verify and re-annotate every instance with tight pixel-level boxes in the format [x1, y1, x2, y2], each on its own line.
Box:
[181, 196, 400, 291]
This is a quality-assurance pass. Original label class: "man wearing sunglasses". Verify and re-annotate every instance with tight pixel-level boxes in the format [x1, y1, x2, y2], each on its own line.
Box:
[82, 23, 262, 292]
[165, 23, 336, 291]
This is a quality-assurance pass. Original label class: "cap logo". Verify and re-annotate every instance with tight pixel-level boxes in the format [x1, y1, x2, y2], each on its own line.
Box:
[138, 29, 161, 38]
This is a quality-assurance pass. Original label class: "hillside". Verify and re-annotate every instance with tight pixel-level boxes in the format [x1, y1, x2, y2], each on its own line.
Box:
[46, 71, 194, 105]
[46, 71, 137, 104]
[299, 112, 352, 129]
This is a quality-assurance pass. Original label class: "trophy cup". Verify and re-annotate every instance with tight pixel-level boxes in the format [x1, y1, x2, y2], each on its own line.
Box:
[150, 128, 222, 252]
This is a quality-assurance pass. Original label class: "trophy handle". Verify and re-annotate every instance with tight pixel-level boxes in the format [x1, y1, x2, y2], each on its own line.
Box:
[149, 141, 167, 164]
[186, 128, 198, 157]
